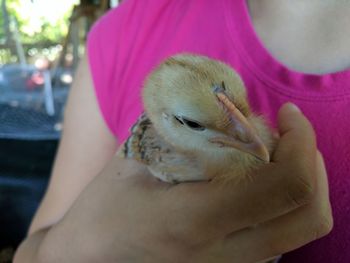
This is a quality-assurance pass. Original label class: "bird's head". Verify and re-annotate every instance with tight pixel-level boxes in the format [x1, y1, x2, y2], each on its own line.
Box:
[143, 54, 272, 163]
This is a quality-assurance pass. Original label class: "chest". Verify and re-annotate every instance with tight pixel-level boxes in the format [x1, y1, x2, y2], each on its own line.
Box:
[248, 0, 350, 74]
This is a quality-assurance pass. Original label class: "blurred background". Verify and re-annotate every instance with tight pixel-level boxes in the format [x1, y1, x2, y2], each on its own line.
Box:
[0, 1, 120, 261]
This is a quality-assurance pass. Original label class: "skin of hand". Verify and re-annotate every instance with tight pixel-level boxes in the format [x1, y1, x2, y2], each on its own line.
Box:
[14, 103, 333, 263]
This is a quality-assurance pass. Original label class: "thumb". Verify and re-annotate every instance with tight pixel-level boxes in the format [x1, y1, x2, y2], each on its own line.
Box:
[273, 103, 317, 162]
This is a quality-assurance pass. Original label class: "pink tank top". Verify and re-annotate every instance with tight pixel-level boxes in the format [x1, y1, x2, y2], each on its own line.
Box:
[87, 0, 350, 261]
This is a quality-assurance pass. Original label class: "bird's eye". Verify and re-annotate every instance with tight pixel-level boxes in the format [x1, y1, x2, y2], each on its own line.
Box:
[182, 118, 206, 131]
[174, 116, 206, 131]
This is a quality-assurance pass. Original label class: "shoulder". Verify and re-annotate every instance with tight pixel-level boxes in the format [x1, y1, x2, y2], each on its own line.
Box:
[90, 0, 181, 32]
[88, 0, 207, 37]
[87, 0, 187, 68]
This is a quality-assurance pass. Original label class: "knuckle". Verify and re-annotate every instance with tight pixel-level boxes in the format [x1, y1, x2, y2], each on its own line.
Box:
[285, 160, 316, 207]
[264, 209, 333, 257]
[286, 174, 314, 207]
[312, 213, 334, 239]
[300, 208, 334, 244]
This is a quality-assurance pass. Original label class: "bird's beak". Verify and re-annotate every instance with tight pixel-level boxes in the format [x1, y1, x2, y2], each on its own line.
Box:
[209, 91, 270, 163]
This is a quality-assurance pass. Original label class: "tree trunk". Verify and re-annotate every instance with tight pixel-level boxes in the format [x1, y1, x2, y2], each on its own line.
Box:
[1, 0, 16, 56]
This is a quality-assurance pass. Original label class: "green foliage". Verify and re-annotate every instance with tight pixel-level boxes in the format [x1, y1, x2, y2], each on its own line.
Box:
[0, 0, 78, 63]
[4, 0, 74, 44]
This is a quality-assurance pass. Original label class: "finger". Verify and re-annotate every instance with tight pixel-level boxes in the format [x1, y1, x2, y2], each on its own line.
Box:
[164, 163, 313, 244]
[274, 103, 317, 162]
[220, 151, 332, 262]
[274, 103, 319, 212]
[164, 103, 319, 242]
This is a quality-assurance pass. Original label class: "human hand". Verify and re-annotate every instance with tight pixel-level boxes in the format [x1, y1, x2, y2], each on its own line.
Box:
[37, 103, 332, 263]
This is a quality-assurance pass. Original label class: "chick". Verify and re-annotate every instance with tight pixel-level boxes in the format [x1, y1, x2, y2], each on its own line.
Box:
[119, 54, 275, 183]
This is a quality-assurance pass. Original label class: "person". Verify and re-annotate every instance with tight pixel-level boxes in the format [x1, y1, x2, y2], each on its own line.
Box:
[15, 0, 350, 262]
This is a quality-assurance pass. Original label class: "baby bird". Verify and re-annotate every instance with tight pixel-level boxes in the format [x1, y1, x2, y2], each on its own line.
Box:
[119, 54, 275, 183]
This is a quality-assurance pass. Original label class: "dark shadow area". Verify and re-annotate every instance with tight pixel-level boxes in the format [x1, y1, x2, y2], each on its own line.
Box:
[0, 139, 58, 249]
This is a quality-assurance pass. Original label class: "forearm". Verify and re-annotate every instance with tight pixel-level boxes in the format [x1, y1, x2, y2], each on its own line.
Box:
[14, 221, 96, 263]
[14, 228, 48, 263]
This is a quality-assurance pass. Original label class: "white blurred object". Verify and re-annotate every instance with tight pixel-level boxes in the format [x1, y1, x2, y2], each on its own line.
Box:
[34, 57, 50, 70]
[110, 0, 119, 7]
[60, 72, 73, 85]
[43, 70, 55, 116]
[54, 122, 63, 132]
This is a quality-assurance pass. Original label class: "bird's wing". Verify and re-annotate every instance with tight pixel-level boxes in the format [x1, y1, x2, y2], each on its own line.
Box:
[118, 113, 206, 183]
[118, 113, 163, 165]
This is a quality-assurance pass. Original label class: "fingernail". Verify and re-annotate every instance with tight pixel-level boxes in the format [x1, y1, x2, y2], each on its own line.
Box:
[285, 102, 300, 113]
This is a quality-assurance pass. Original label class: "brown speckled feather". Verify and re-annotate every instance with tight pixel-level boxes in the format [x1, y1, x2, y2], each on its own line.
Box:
[118, 113, 155, 165]
[118, 113, 204, 183]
